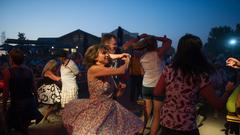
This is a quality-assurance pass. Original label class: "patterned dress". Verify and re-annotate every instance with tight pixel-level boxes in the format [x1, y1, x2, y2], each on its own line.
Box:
[60, 77, 144, 135]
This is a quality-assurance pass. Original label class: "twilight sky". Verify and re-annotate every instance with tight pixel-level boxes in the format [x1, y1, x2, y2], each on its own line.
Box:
[0, 0, 240, 47]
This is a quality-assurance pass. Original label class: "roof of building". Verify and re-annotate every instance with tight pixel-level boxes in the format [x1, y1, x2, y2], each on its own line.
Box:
[59, 29, 100, 39]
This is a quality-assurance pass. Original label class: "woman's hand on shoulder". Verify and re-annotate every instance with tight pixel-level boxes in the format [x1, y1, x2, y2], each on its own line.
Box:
[121, 53, 131, 59]
[121, 54, 131, 64]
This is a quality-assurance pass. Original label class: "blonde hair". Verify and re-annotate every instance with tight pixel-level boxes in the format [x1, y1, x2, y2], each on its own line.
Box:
[41, 59, 58, 76]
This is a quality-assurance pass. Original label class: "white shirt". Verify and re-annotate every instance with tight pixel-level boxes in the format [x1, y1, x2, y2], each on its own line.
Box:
[140, 51, 164, 87]
[61, 59, 79, 89]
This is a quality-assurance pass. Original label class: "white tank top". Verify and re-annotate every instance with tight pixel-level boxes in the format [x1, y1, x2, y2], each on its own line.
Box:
[140, 51, 164, 87]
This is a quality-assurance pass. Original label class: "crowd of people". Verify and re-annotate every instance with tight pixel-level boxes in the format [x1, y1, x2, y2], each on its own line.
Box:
[1, 33, 240, 135]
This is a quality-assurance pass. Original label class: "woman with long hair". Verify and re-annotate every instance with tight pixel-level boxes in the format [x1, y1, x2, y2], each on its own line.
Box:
[154, 34, 233, 135]
[123, 34, 172, 134]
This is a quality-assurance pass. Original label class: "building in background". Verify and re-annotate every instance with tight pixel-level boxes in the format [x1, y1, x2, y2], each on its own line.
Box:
[102, 26, 139, 47]
[2, 29, 101, 56]
[1, 27, 142, 55]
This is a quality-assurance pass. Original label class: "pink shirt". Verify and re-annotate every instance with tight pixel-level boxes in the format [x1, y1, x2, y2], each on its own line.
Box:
[159, 67, 210, 131]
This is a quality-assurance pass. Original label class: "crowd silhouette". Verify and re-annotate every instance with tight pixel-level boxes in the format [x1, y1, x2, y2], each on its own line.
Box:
[0, 33, 240, 135]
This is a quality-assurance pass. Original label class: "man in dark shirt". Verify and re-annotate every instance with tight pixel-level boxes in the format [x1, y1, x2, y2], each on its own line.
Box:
[101, 34, 127, 96]
[2, 48, 43, 135]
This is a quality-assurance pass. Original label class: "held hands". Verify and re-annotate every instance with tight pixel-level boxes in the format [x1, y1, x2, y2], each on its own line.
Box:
[121, 53, 131, 64]
[226, 57, 240, 69]
[139, 33, 172, 42]
[140, 34, 172, 45]
[122, 33, 171, 50]
[122, 34, 148, 50]
[162, 35, 172, 43]
[120, 53, 130, 68]
[155, 35, 172, 43]
[120, 53, 131, 58]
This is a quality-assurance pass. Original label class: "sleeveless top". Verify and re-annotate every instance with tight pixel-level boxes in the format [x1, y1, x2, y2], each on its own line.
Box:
[140, 51, 164, 87]
[88, 77, 115, 100]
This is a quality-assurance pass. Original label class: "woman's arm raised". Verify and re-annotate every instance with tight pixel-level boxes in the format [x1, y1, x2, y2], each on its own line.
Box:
[88, 56, 130, 79]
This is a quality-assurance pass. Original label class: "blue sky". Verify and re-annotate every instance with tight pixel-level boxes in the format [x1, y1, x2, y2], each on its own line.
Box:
[0, 0, 240, 47]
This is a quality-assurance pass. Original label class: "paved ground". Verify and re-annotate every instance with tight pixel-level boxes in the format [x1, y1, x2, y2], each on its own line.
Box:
[198, 111, 227, 135]
[31, 108, 232, 135]
[0, 102, 232, 135]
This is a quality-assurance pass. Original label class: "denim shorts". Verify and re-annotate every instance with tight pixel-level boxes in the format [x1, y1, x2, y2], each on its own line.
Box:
[142, 85, 165, 101]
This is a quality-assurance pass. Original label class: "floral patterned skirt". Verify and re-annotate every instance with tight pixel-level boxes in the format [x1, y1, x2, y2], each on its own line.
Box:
[37, 83, 61, 104]
[60, 97, 144, 135]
